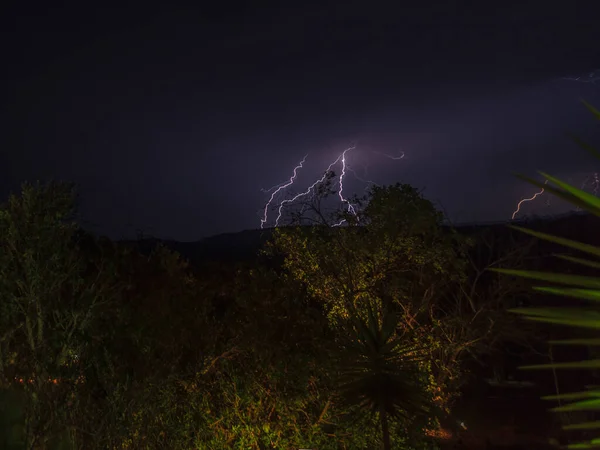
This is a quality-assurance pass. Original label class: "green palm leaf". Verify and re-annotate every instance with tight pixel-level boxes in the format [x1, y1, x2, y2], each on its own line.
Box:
[506, 307, 600, 329]
[512, 174, 600, 217]
[582, 100, 600, 122]
[506, 227, 600, 259]
[563, 421, 600, 431]
[494, 101, 600, 448]
[553, 255, 600, 271]
[552, 398, 600, 413]
[533, 287, 600, 303]
[539, 173, 600, 211]
[567, 133, 600, 160]
[492, 268, 600, 289]
[542, 391, 600, 402]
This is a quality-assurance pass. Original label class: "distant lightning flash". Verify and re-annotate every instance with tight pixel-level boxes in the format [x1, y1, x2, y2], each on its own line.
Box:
[576, 172, 599, 211]
[511, 180, 548, 220]
[260, 155, 307, 229]
[562, 70, 600, 84]
[373, 150, 405, 160]
[581, 172, 599, 196]
[580, 175, 591, 191]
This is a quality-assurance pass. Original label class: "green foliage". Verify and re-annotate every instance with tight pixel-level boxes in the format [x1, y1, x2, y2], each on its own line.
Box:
[196, 265, 398, 449]
[0, 180, 405, 449]
[1, 179, 519, 448]
[0, 181, 113, 449]
[492, 101, 600, 448]
[270, 183, 470, 447]
[334, 303, 435, 449]
[271, 184, 466, 322]
[336, 303, 428, 417]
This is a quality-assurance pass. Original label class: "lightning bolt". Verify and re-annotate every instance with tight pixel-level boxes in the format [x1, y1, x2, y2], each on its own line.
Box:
[373, 150, 405, 160]
[337, 149, 358, 217]
[575, 172, 599, 212]
[261, 182, 287, 194]
[260, 155, 307, 229]
[346, 166, 379, 189]
[260, 144, 410, 228]
[273, 145, 356, 227]
[511, 180, 548, 220]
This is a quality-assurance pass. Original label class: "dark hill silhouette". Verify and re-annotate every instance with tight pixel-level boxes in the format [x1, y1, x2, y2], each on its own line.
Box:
[122, 229, 274, 265]
[120, 211, 598, 266]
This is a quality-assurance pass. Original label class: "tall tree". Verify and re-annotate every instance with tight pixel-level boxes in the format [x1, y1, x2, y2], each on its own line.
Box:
[270, 183, 469, 446]
[0, 182, 122, 449]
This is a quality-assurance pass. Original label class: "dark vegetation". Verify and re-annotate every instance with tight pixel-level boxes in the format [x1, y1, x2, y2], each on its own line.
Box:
[4, 101, 600, 449]
[1, 177, 598, 450]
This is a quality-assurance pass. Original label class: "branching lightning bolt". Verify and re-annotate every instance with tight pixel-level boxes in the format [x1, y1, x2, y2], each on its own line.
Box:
[511, 180, 548, 220]
[260, 144, 411, 228]
[260, 155, 307, 229]
[274, 146, 356, 227]
[261, 182, 286, 194]
[259, 132, 594, 228]
[346, 166, 379, 189]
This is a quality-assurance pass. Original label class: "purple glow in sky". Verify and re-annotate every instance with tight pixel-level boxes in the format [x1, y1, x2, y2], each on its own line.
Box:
[2, 3, 600, 240]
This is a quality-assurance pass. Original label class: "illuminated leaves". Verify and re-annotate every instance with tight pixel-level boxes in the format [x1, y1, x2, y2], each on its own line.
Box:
[273, 184, 462, 326]
[270, 183, 468, 447]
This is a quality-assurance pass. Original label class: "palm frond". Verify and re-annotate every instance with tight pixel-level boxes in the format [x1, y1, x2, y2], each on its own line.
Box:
[495, 101, 600, 448]
[513, 173, 600, 216]
[336, 303, 432, 422]
[491, 268, 600, 290]
[553, 255, 600, 271]
[506, 226, 600, 259]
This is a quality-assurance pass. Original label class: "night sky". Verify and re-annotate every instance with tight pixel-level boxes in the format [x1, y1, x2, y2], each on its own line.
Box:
[2, 2, 600, 241]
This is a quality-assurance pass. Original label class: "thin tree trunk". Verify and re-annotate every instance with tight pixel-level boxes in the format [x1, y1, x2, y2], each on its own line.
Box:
[380, 406, 391, 450]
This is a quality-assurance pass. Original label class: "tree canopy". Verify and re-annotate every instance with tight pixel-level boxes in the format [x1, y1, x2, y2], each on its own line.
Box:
[0, 180, 546, 449]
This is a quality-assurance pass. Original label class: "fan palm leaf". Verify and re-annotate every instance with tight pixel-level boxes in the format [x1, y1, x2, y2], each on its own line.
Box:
[335, 302, 432, 449]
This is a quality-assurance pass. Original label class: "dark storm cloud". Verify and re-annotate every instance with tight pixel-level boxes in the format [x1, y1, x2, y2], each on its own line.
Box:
[1, 2, 600, 239]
